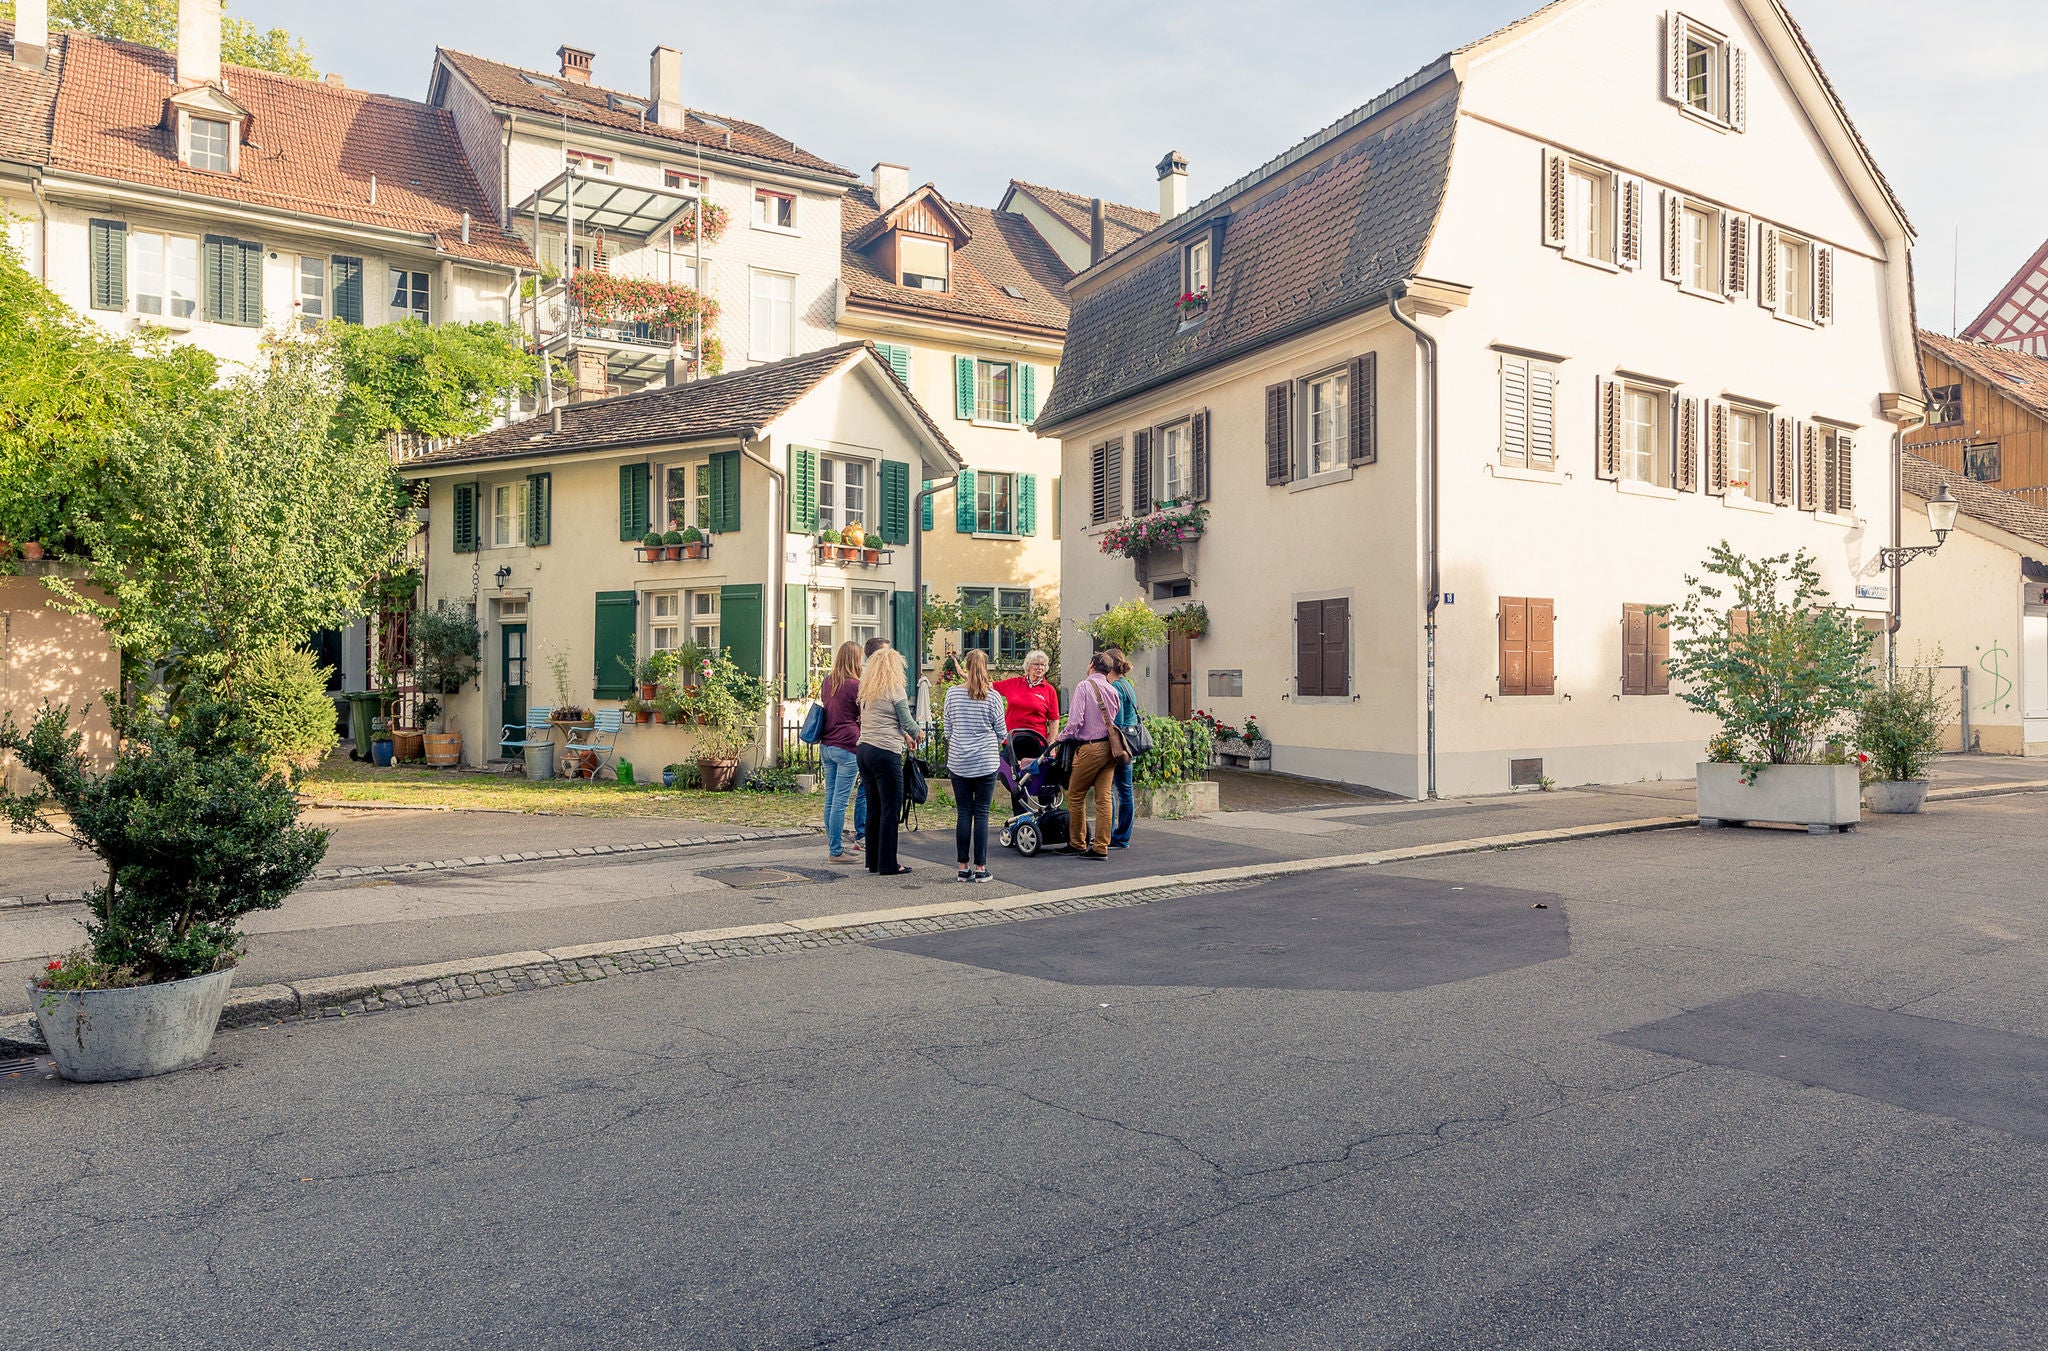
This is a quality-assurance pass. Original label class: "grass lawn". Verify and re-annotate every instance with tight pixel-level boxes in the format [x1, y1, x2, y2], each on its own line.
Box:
[302, 757, 829, 827]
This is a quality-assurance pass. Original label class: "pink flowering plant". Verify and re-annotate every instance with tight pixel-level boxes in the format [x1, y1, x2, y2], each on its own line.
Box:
[1098, 502, 1207, 559]
[1174, 287, 1209, 317]
[1193, 710, 1264, 745]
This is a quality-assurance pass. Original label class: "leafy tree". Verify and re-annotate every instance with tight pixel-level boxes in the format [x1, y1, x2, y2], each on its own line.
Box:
[0, 0, 317, 77]
[921, 594, 1061, 672]
[332, 320, 544, 444]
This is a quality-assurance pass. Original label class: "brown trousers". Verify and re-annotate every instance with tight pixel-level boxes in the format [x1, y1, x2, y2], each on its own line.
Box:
[1067, 740, 1115, 856]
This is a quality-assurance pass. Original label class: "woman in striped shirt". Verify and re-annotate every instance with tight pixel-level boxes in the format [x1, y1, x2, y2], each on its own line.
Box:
[943, 649, 1008, 883]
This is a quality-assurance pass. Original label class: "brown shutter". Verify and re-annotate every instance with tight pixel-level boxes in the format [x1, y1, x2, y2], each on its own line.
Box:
[1661, 192, 1685, 284]
[1295, 601, 1322, 697]
[1595, 377, 1621, 481]
[1648, 608, 1672, 695]
[1089, 442, 1108, 523]
[1725, 213, 1751, 298]
[1622, 604, 1648, 696]
[1350, 353, 1377, 466]
[1707, 400, 1729, 495]
[1814, 245, 1835, 325]
[1191, 409, 1210, 501]
[1105, 436, 1124, 519]
[1542, 149, 1568, 250]
[1799, 424, 1821, 511]
[1132, 427, 1154, 515]
[1834, 432, 1854, 514]
[1770, 416, 1795, 506]
[1499, 598, 1529, 697]
[1528, 599, 1556, 696]
[1265, 382, 1293, 485]
[1675, 395, 1699, 492]
[1320, 599, 1349, 697]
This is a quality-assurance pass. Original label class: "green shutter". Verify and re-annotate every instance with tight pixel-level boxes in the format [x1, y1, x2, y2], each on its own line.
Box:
[784, 583, 809, 698]
[526, 472, 551, 547]
[1019, 364, 1038, 424]
[332, 256, 364, 324]
[720, 583, 764, 678]
[921, 480, 934, 532]
[236, 238, 263, 326]
[203, 236, 231, 323]
[452, 482, 478, 553]
[88, 219, 126, 311]
[787, 446, 819, 534]
[877, 342, 911, 386]
[955, 468, 977, 533]
[892, 590, 918, 661]
[954, 355, 975, 420]
[709, 450, 742, 533]
[1018, 474, 1038, 536]
[618, 463, 650, 540]
[879, 459, 910, 546]
[593, 591, 638, 699]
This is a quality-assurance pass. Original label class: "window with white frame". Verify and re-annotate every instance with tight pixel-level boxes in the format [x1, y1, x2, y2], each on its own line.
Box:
[1778, 233, 1814, 321]
[1159, 421, 1193, 502]
[809, 590, 840, 652]
[1683, 203, 1719, 292]
[648, 591, 682, 651]
[566, 151, 612, 177]
[850, 589, 886, 646]
[1683, 28, 1724, 118]
[1621, 386, 1667, 486]
[133, 231, 199, 318]
[187, 117, 231, 172]
[661, 462, 709, 532]
[390, 268, 430, 322]
[490, 481, 528, 547]
[1565, 162, 1614, 264]
[1183, 236, 1211, 298]
[664, 169, 704, 193]
[898, 235, 949, 291]
[961, 587, 1033, 662]
[753, 188, 795, 231]
[1727, 407, 1762, 497]
[975, 359, 1015, 423]
[297, 255, 327, 322]
[976, 471, 1016, 534]
[688, 590, 720, 651]
[1667, 14, 1744, 129]
[819, 455, 868, 532]
[1302, 368, 1351, 477]
[749, 269, 795, 359]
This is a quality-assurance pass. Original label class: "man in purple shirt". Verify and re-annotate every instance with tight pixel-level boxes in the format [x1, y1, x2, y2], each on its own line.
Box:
[1057, 652, 1123, 859]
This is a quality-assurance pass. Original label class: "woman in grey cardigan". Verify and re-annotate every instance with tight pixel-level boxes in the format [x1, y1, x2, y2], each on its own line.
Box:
[943, 649, 1008, 883]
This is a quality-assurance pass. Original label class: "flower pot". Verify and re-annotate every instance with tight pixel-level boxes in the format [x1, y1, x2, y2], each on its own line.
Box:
[697, 757, 740, 792]
[862, 548, 881, 565]
[423, 731, 462, 767]
[391, 729, 425, 762]
[1865, 779, 1930, 814]
[664, 545, 683, 561]
[662, 767, 679, 788]
[20, 540, 45, 561]
[1696, 762, 1861, 832]
[635, 709, 653, 725]
[371, 739, 395, 767]
[32, 966, 234, 1082]
[684, 543, 707, 559]
[638, 682, 658, 700]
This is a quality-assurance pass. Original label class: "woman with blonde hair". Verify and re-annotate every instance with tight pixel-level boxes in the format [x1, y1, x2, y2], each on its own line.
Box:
[943, 648, 1008, 882]
[857, 645, 921, 876]
[818, 640, 865, 863]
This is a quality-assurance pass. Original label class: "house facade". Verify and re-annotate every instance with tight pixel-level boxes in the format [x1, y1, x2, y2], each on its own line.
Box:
[1036, 0, 1923, 799]
[1906, 332, 2048, 504]
[1960, 239, 2048, 358]
[403, 342, 959, 768]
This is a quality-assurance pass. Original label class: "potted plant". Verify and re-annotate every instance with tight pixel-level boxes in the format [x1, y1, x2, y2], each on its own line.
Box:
[1664, 545, 1876, 833]
[686, 651, 770, 791]
[1174, 286, 1209, 319]
[641, 530, 664, 562]
[3, 701, 328, 1081]
[656, 694, 687, 725]
[1165, 601, 1210, 639]
[412, 608, 478, 769]
[842, 519, 867, 552]
[662, 528, 685, 561]
[680, 525, 707, 559]
[1856, 656, 1953, 814]
[632, 653, 662, 701]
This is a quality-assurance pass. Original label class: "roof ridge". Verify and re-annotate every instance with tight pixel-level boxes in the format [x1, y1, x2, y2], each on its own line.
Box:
[1006, 178, 1157, 222]
[66, 27, 444, 115]
[436, 47, 805, 147]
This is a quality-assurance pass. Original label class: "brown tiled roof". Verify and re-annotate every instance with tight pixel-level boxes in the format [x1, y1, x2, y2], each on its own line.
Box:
[0, 22, 62, 166]
[46, 33, 528, 267]
[1920, 331, 2048, 425]
[841, 185, 1070, 337]
[437, 49, 852, 181]
[1004, 179, 1157, 256]
[408, 341, 959, 469]
[1902, 451, 2048, 553]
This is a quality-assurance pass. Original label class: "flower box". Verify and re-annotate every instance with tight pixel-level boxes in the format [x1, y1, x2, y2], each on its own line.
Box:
[1100, 502, 1207, 560]
[1211, 736, 1272, 770]
[1697, 762, 1861, 833]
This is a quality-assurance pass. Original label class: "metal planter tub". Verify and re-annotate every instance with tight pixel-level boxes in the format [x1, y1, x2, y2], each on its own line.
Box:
[1696, 762, 1862, 834]
[31, 967, 234, 1082]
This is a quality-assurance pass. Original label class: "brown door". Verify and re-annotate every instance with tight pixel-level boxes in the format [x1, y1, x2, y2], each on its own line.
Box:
[1168, 631, 1193, 720]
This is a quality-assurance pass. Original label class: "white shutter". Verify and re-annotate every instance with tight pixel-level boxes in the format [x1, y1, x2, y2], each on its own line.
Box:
[1541, 148, 1567, 251]
[1728, 46, 1748, 132]
[1500, 355, 1531, 467]
[1834, 433, 1854, 514]
[1814, 245, 1836, 325]
[1529, 362, 1556, 469]
[1617, 176, 1646, 271]
[1706, 400, 1729, 496]
[1758, 222, 1782, 311]
[1662, 192, 1685, 284]
[1725, 213, 1751, 298]
[1664, 10, 1689, 104]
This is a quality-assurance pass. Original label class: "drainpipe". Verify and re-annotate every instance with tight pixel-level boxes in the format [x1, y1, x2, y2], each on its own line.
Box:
[737, 437, 785, 750]
[29, 177, 51, 282]
[913, 475, 960, 674]
[1389, 285, 1441, 800]
[1889, 409, 1928, 669]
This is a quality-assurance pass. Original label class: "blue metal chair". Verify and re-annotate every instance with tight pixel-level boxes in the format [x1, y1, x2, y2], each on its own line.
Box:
[563, 708, 625, 780]
[499, 706, 554, 761]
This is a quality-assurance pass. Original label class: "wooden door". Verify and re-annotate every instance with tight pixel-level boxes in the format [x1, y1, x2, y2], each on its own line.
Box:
[1167, 630, 1193, 720]
[499, 623, 527, 755]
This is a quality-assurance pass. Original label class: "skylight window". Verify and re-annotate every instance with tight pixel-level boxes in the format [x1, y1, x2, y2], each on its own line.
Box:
[521, 73, 562, 89]
[609, 94, 645, 113]
[1000, 285, 1024, 300]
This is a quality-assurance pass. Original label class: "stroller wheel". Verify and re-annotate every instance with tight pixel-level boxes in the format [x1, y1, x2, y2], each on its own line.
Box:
[1013, 820, 1042, 857]
[997, 827, 1013, 848]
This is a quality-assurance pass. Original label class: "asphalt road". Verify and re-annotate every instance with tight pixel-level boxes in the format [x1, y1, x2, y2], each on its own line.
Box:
[8, 794, 2048, 1347]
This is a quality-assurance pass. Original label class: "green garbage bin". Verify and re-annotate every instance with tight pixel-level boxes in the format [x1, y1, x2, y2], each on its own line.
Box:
[344, 691, 383, 760]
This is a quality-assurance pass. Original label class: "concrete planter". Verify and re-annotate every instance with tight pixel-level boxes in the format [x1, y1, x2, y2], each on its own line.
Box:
[1212, 736, 1273, 771]
[31, 967, 233, 1082]
[1134, 781, 1220, 819]
[1697, 762, 1861, 833]
[1865, 779, 1930, 814]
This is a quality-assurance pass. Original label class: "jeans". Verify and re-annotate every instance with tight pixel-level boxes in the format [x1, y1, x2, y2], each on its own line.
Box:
[1066, 741, 1115, 856]
[820, 746, 858, 855]
[951, 773, 995, 867]
[853, 769, 868, 839]
[1111, 760, 1134, 848]
[856, 744, 906, 873]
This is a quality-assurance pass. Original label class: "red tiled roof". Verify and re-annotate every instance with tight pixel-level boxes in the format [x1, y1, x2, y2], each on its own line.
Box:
[1902, 451, 2048, 553]
[841, 185, 1070, 337]
[0, 21, 62, 166]
[437, 49, 852, 181]
[1004, 179, 1157, 256]
[1920, 331, 2048, 425]
[46, 32, 528, 267]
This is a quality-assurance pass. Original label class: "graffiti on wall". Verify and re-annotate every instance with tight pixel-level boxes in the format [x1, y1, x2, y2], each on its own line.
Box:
[1977, 641, 2013, 714]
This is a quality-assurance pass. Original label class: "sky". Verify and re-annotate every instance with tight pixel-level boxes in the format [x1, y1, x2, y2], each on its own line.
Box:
[253, 0, 2046, 334]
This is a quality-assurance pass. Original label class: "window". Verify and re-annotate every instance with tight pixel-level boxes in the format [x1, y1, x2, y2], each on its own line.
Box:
[960, 587, 1032, 662]
[662, 463, 709, 531]
[1779, 234, 1813, 321]
[1498, 354, 1558, 469]
[1621, 604, 1672, 696]
[899, 235, 948, 291]
[1294, 598, 1350, 698]
[850, 590, 886, 646]
[566, 151, 611, 177]
[132, 231, 198, 318]
[1683, 32, 1720, 117]
[976, 470, 1016, 535]
[1566, 162, 1613, 264]
[1683, 204, 1719, 292]
[649, 591, 682, 651]
[1728, 407, 1762, 497]
[297, 255, 326, 322]
[975, 359, 1015, 423]
[1930, 384, 1963, 425]
[688, 590, 720, 651]
[1621, 386, 1667, 485]
[819, 455, 868, 532]
[809, 590, 840, 651]
[1183, 236, 1211, 297]
[749, 270, 794, 359]
[1159, 421, 1193, 502]
[1667, 15, 1744, 129]
[188, 117, 231, 172]
[490, 481, 528, 548]
[390, 269, 430, 322]
[1966, 441, 2000, 484]
[1498, 597, 1556, 697]
[753, 188, 795, 230]
[1303, 369, 1350, 477]
[664, 169, 705, 193]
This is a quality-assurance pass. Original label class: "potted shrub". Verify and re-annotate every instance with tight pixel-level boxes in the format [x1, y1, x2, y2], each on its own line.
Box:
[686, 651, 770, 791]
[818, 527, 841, 561]
[632, 654, 662, 701]
[413, 608, 480, 768]
[662, 528, 685, 561]
[641, 530, 664, 561]
[3, 701, 328, 1081]
[680, 525, 707, 559]
[1664, 545, 1876, 833]
[1856, 657, 1953, 814]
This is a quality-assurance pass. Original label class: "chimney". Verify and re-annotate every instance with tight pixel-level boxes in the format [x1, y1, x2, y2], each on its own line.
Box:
[1089, 198, 1106, 266]
[12, 0, 48, 70]
[1156, 150, 1188, 221]
[177, 0, 221, 86]
[557, 45, 594, 85]
[321, 71, 346, 89]
[871, 162, 910, 208]
[649, 46, 684, 130]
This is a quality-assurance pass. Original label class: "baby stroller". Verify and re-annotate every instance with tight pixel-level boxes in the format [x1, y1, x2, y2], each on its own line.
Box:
[996, 729, 1070, 857]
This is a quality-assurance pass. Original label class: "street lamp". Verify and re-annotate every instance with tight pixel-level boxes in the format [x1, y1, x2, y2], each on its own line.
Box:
[1877, 484, 1959, 569]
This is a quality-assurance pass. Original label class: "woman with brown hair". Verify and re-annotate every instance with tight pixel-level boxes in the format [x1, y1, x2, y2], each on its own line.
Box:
[943, 649, 1008, 882]
[857, 645, 921, 877]
[818, 640, 864, 863]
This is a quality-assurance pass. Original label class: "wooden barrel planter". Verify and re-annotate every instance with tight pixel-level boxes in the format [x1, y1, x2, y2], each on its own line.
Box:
[422, 732, 462, 768]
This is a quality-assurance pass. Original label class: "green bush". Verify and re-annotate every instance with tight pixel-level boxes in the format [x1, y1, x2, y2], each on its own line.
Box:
[224, 643, 337, 773]
[413, 607, 481, 696]
[0, 700, 329, 985]
[1133, 715, 1213, 790]
[1856, 659, 1953, 781]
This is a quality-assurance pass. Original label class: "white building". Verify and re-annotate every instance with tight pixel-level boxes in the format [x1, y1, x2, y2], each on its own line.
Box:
[1035, 0, 1923, 798]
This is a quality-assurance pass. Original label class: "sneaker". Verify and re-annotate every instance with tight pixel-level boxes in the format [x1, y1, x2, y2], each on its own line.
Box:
[957, 867, 973, 882]
[1085, 853, 1109, 862]
[970, 869, 993, 884]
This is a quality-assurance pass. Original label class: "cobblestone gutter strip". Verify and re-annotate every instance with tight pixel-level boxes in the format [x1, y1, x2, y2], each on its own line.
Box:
[0, 827, 814, 912]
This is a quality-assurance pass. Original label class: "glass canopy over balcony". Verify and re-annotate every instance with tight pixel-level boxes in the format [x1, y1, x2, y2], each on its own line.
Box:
[512, 170, 702, 239]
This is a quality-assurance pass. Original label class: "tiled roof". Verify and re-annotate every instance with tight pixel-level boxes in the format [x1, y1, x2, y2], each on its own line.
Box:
[406, 342, 960, 469]
[437, 49, 852, 181]
[1902, 451, 2048, 554]
[1036, 85, 1458, 430]
[0, 22, 62, 166]
[1920, 331, 2048, 425]
[1004, 180, 1157, 256]
[840, 185, 1070, 336]
[46, 33, 528, 267]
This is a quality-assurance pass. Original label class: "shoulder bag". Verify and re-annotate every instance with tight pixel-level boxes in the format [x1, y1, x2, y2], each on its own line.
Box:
[1090, 682, 1133, 766]
[798, 700, 826, 745]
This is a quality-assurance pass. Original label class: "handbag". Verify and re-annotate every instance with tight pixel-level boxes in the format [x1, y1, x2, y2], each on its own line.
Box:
[798, 700, 826, 745]
[1090, 682, 1133, 767]
[1124, 717, 1154, 759]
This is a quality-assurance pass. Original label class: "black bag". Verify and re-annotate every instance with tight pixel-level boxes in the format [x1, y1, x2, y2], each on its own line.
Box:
[899, 754, 930, 825]
[1124, 718, 1154, 758]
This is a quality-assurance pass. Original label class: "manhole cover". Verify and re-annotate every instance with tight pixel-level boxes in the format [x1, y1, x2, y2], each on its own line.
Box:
[700, 865, 840, 889]
[1, 1056, 45, 1080]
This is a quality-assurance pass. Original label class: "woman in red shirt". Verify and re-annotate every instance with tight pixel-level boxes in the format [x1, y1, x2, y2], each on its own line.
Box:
[992, 649, 1060, 747]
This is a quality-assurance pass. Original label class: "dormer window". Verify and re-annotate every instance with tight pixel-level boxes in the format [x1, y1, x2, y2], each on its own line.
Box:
[188, 117, 231, 172]
[898, 234, 948, 292]
[166, 84, 249, 175]
[1184, 237, 1211, 296]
